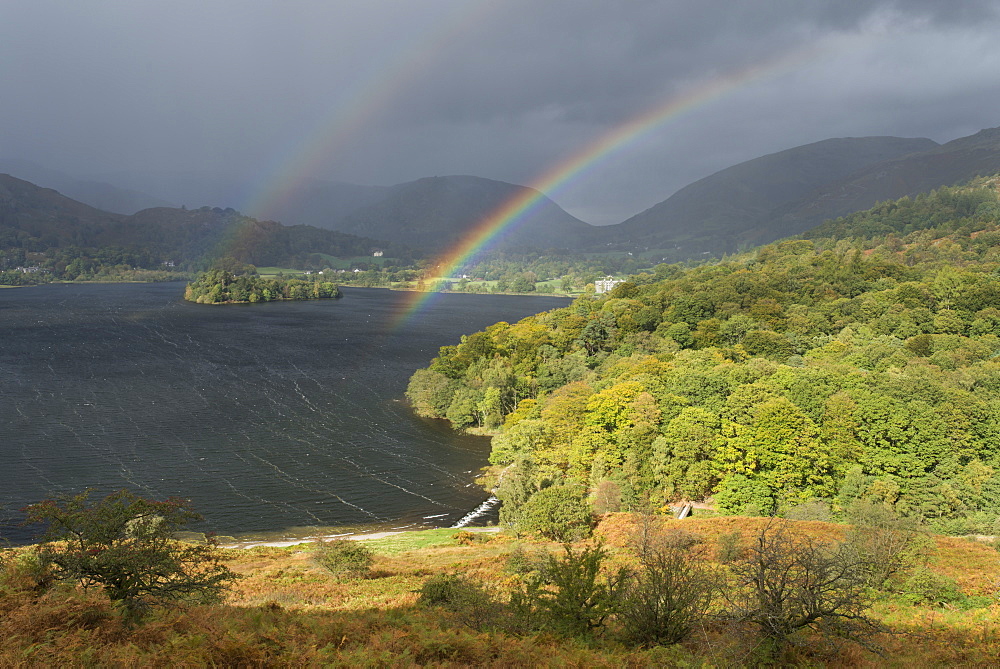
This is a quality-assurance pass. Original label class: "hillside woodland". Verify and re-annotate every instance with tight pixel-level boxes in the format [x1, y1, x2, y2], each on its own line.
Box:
[408, 176, 1000, 535]
[605, 135, 937, 257]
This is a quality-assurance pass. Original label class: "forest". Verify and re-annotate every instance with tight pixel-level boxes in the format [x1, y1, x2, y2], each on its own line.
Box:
[407, 176, 1000, 535]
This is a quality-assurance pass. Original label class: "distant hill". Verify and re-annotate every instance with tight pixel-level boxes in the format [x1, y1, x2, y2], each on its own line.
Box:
[597, 136, 939, 256]
[0, 159, 173, 214]
[95, 170, 392, 228]
[0, 173, 128, 246]
[12, 126, 1000, 262]
[766, 127, 1000, 238]
[91, 170, 253, 211]
[0, 174, 407, 267]
[333, 175, 596, 252]
[74, 170, 594, 255]
[246, 179, 389, 231]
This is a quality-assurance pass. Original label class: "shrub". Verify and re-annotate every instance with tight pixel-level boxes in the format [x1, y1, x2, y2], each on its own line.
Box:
[417, 573, 499, 630]
[783, 498, 834, 522]
[617, 536, 718, 647]
[899, 567, 965, 606]
[1, 548, 53, 593]
[23, 489, 238, 618]
[451, 530, 488, 546]
[313, 539, 374, 579]
[843, 500, 926, 589]
[516, 486, 593, 541]
[505, 544, 546, 575]
[535, 544, 627, 638]
[715, 530, 743, 563]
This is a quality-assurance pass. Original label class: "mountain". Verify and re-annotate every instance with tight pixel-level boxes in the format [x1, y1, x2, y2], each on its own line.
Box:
[0, 173, 127, 246]
[79, 169, 594, 255]
[13, 125, 1000, 262]
[333, 175, 596, 252]
[0, 159, 173, 214]
[248, 179, 390, 231]
[599, 136, 939, 256]
[0, 174, 408, 267]
[767, 127, 1000, 237]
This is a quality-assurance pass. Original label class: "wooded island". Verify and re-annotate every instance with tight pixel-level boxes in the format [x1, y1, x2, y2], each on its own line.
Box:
[184, 264, 340, 304]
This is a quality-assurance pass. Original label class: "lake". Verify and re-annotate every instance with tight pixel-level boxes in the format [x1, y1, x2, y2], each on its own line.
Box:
[0, 282, 570, 544]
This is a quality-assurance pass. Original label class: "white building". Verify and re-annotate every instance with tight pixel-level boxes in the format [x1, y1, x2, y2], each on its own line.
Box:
[594, 276, 623, 294]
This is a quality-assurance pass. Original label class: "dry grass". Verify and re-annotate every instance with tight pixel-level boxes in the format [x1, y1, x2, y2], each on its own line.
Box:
[3, 518, 1000, 666]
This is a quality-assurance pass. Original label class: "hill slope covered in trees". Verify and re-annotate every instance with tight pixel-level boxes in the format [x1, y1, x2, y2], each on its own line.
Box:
[408, 176, 1000, 534]
[0, 174, 410, 279]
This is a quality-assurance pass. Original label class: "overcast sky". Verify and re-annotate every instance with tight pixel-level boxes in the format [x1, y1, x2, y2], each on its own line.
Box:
[3, 0, 1000, 224]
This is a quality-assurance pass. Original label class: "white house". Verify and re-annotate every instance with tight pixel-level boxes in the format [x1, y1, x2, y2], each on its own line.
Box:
[594, 276, 623, 294]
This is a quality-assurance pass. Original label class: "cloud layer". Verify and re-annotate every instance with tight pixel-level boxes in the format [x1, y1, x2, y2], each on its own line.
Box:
[2, 0, 999, 224]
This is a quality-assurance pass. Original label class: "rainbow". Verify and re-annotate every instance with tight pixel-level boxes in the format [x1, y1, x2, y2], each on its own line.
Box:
[241, 3, 497, 223]
[393, 46, 822, 327]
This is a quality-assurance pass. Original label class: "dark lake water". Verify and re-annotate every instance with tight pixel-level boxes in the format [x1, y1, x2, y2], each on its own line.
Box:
[0, 283, 569, 544]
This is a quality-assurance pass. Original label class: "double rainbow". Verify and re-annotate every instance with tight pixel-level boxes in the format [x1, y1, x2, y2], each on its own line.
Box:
[394, 46, 821, 327]
[242, 3, 497, 223]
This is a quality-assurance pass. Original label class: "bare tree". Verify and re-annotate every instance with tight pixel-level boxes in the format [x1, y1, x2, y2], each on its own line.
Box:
[725, 521, 884, 659]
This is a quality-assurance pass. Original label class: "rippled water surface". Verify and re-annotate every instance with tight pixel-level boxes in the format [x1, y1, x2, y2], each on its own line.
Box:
[0, 283, 569, 543]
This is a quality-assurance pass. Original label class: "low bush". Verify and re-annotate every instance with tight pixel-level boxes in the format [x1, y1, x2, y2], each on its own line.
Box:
[313, 539, 374, 579]
[899, 566, 966, 606]
[724, 521, 884, 659]
[843, 500, 927, 589]
[535, 544, 627, 638]
[2, 549, 53, 592]
[505, 544, 546, 575]
[617, 537, 718, 647]
[417, 573, 499, 630]
[715, 530, 743, 563]
[24, 489, 239, 619]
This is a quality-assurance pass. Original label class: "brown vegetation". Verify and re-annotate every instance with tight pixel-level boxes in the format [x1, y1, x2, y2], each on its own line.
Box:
[3, 516, 1000, 666]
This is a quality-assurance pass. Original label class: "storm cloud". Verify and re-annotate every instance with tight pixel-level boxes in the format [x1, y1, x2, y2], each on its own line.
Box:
[2, 0, 999, 224]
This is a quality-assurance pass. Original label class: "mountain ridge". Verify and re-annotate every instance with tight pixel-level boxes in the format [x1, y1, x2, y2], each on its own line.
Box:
[7, 125, 1000, 262]
[334, 174, 596, 252]
[0, 159, 173, 214]
[597, 135, 940, 256]
[0, 174, 410, 268]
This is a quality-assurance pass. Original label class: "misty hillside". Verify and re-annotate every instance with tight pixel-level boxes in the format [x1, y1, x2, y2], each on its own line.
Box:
[0, 174, 406, 266]
[598, 135, 938, 256]
[69, 170, 594, 254]
[333, 175, 596, 252]
[250, 179, 390, 231]
[0, 159, 173, 215]
[13, 127, 1000, 263]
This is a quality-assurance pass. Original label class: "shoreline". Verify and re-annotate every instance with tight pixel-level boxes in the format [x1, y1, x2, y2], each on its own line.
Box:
[337, 284, 580, 299]
[219, 496, 504, 549]
[219, 526, 500, 550]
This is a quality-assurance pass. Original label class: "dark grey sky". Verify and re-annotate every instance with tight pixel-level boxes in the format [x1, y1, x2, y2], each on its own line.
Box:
[3, 0, 1000, 224]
